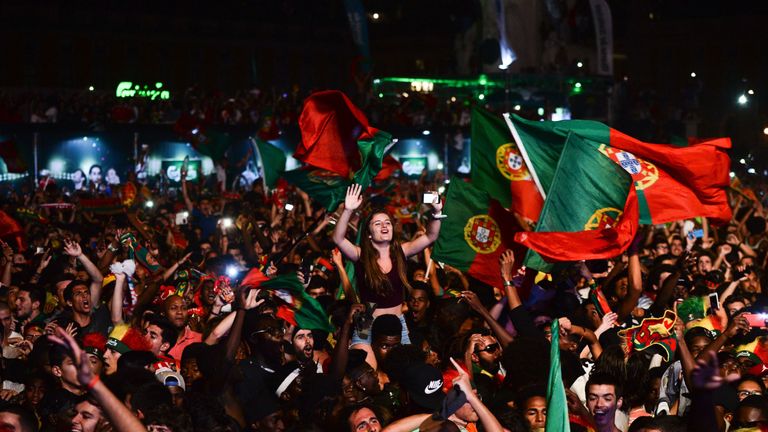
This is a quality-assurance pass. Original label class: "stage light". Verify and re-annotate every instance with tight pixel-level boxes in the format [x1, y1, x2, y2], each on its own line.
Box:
[450, 96, 456, 102]
[478, 94, 485, 100]
[763, 127, 768, 135]
[88, 86, 94, 91]
[748, 89, 755, 95]
[740, 158, 747, 164]
[537, 108, 544, 116]
[422, 130, 431, 136]
[378, 93, 383, 98]
[372, 12, 380, 20]
[145, 200, 154, 208]
[575, 82, 582, 88]
[191, 128, 199, 135]
[730, 172, 735, 178]
[738, 94, 748, 105]
[690, 72, 696, 78]
[748, 168, 756, 174]
[514, 105, 521, 111]
[402, 92, 409, 98]
[437, 162, 444, 170]
[577, 61, 583, 68]
[49, 159, 66, 174]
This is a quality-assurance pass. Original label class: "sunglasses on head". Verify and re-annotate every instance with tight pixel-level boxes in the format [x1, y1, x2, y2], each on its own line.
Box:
[475, 343, 500, 354]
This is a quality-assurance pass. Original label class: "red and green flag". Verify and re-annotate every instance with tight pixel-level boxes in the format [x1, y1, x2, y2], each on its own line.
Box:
[241, 269, 333, 333]
[677, 295, 714, 323]
[0, 210, 22, 238]
[516, 133, 639, 272]
[191, 130, 231, 162]
[0, 139, 28, 173]
[374, 155, 401, 182]
[284, 127, 391, 211]
[505, 113, 732, 224]
[252, 138, 286, 189]
[432, 179, 525, 288]
[471, 107, 543, 223]
[618, 310, 678, 361]
[295, 90, 384, 177]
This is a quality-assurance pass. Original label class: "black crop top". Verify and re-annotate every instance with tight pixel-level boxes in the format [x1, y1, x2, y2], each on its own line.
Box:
[354, 249, 406, 308]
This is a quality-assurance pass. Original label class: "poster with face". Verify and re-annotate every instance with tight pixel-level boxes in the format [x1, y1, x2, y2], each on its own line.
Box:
[106, 168, 121, 185]
[88, 164, 103, 185]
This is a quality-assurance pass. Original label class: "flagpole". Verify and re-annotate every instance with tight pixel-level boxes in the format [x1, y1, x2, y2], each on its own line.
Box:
[249, 137, 269, 194]
[33, 132, 39, 186]
[503, 113, 546, 200]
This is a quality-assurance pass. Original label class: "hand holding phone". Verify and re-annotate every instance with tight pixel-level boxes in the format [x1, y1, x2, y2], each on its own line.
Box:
[742, 312, 768, 328]
[423, 192, 438, 204]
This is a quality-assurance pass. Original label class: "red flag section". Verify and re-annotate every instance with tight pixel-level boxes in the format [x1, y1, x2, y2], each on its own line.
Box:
[295, 90, 378, 177]
[607, 130, 732, 224]
[374, 155, 401, 182]
[467, 199, 525, 288]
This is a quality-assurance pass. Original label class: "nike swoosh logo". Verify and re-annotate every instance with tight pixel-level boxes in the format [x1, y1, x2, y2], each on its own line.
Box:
[424, 380, 442, 394]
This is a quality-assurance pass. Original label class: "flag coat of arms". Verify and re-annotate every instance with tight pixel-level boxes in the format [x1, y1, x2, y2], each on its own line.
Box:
[432, 179, 524, 288]
[471, 107, 543, 222]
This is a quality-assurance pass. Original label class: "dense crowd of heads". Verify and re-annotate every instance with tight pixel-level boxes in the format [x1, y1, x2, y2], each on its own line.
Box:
[0, 164, 765, 432]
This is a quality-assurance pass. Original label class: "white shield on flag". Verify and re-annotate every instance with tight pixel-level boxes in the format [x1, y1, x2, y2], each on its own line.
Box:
[475, 226, 490, 243]
[616, 151, 642, 175]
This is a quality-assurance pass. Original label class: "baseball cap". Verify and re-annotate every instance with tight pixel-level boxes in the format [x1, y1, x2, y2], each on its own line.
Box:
[155, 367, 186, 391]
[403, 363, 445, 411]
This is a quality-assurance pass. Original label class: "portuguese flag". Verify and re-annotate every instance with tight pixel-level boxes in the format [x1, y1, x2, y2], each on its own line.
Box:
[295, 90, 389, 178]
[504, 113, 732, 224]
[240, 269, 334, 333]
[516, 133, 638, 272]
[432, 179, 524, 288]
[545, 319, 570, 432]
[471, 107, 543, 223]
[284, 128, 391, 211]
[618, 310, 678, 361]
[252, 138, 286, 189]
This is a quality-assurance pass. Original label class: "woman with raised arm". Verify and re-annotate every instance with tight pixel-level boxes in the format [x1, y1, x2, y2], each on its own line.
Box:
[332, 184, 443, 336]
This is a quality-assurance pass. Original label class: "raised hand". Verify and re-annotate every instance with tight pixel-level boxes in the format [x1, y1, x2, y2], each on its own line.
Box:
[63, 239, 83, 258]
[48, 327, 95, 388]
[499, 250, 516, 282]
[344, 184, 364, 211]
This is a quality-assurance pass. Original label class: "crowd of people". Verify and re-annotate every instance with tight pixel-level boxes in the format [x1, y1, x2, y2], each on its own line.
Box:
[0, 151, 766, 432]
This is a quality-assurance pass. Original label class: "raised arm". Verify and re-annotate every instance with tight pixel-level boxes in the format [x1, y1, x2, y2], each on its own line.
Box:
[462, 291, 513, 348]
[402, 195, 443, 257]
[49, 328, 148, 432]
[1, 241, 13, 287]
[332, 248, 356, 302]
[332, 184, 362, 261]
[449, 358, 503, 432]
[110, 272, 126, 325]
[63, 239, 104, 305]
[180, 172, 194, 213]
[617, 249, 642, 322]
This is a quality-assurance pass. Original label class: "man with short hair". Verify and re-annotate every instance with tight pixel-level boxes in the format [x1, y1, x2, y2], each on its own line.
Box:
[586, 373, 624, 432]
[0, 406, 39, 432]
[370, 314, 402, 368]
[346, 404, 382, 432]
[71, 396, 108, 432]
[15, 285, 46, 327]
[143, 315, 178, 360]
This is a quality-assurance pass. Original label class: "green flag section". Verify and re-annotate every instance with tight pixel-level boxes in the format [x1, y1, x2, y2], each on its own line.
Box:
[677, 296, 713, 323]
[470, 107, 543, 222]
[252, 138, 286, 189]
[191, 130, 231, 161]
[521, 133, 633, 272]
[504, 113, 732, 224]
[432, 179, 524, 288]
[283, 168, 349, 211]
[545, 319, 570, 432]
[241, 270, 334, 333]
[283, 130, 391, 211]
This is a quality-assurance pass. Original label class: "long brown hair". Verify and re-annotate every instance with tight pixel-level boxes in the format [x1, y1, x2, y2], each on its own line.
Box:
[359, 211, 412, 298]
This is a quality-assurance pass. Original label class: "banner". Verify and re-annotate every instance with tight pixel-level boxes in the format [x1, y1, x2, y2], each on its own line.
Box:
[589, 0, 613, 76]
[344, 0, 372, 73]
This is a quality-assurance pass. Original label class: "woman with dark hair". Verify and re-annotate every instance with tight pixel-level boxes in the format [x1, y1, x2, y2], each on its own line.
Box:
[332, 184, 443, 339]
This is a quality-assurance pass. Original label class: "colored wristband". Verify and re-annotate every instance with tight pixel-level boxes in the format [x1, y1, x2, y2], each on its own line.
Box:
[86, 375, 100, 391]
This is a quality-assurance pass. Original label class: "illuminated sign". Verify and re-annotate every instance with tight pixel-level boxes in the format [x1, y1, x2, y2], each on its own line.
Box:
[115, 82, 170, 100]
[162, 159, 201, 183]
[399, 155, 428, 177]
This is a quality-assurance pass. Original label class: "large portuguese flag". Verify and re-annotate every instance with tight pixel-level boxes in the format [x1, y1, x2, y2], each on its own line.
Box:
[518, 133, 639, 272]
[253, 138, 286, 189]
[432, 179, 525, 288]
[471, 107, 543, 223]
[504, 113, 732, 224]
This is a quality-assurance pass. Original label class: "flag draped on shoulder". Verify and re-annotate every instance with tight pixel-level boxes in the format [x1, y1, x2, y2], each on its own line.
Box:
[504, 113, 732, 225]
[432, 179, 524, 288]
[471, 108, 543, 222]
[516, 133, 638, 272]
[241, 269, 333, 333]
[252, 138, 286, 189]
[545, 319, 570, 432]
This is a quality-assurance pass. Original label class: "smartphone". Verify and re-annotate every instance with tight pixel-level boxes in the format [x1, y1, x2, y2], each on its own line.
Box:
[743, 312, 768, 328]
[35, 247, 44, 255]
[688, 229, 704, 239]
[423, 192, 437, 204]
[175, 212, 189, 225]
[284, 203, 295, 211]
[708, 292, 720, 311]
